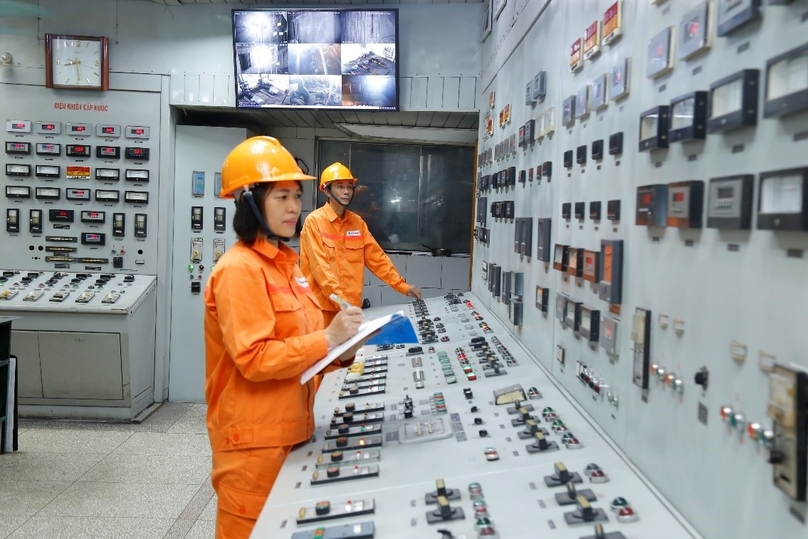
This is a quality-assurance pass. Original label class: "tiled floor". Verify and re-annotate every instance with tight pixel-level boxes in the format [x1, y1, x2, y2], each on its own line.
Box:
[0, 403, 216, 539]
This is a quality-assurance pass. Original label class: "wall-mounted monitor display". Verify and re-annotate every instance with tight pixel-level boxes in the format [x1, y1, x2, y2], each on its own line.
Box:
[233, 9, 399, 110]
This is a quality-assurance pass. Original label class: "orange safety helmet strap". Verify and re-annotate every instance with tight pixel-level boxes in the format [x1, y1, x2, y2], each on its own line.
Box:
[319, 162, 357, 191]
[220, 136, 315, 198]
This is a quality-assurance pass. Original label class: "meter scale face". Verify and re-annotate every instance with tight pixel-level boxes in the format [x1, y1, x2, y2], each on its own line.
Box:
[757, 168, 808, 231]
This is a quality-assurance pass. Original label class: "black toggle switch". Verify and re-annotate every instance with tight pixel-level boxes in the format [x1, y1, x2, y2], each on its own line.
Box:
[474, 417, 483, 425]
[694, 367, 709, 390]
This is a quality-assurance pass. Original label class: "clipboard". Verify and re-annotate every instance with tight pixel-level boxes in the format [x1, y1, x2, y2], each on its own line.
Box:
[301, 310, 407, 384]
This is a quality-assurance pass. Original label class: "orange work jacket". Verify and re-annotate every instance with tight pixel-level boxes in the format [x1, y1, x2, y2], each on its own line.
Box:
[300, 203, 410, 315]
[203, 237, 328, 452]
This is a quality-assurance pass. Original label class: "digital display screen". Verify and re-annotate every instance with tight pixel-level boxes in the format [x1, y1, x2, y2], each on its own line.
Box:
[42, 123, 56, 131]
[99, 146, 119, 156]
[132, 128, 145, 135]
[6, 142, 30, 153]
[641, 193, 653, 206]
[36, 143, 60, 155]
[672, 97, 695, 130]
[11, 122, 25, 129]
[101, 126, 115, 134]
[717, 186, 734, 199]
[70, 125, 87, 132]
[673, 192, 685, 202]
[66, 145, 91, 157]
[233, 9, 399, 110]
[83, 234, 102, 242]
[82, 211, 104, 221]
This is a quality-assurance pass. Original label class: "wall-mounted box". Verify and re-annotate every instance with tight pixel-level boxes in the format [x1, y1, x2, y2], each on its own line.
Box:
[535, 286, 550, 312]
[667, 180, 705, 228]
[717, 0, 761, 37]
[576, 145, 587, 165]
[632, 308, 652, 389]
[589, 201, 602, 221]
[603, 1, 623, 45]
[607, 200, 621, 221]
[578, 305, 600, 342]
[639, 105, 670, 151]
[646, 26, 674, 79]
[584, 20, 602, 59]
[593, 73, 609, 110]
[574, 202, 586, 221]
[708, 69, 759, 133]
[611, 58, 630, 101]
[525, 80, 534, 106]
[563, 150, 574, 169]
[567, 247, 584, 278]
[757, 167, 808, 231]
[542, 161, 552, 179]
[562, 203, 572, 220]
[533, 71, 547, 101]
[706, 174, 754, 229]
[599, 239, 623, 304]
[536, 218, 552, 262]
[582, 249, 600, 283]
[669, 91, 708, 142]
[576, 85, 591, 120]
[524, 119, 536, 141]
[562, 96, 576, 127]
[764, 43, 808, 118]
[600, 315, 620, 356]
[608, 132, 623, 155]
[565, 299, 583, 331]
[636, 184, 668, 226]
[553, 244, 569, 272]
[678, 2, 711, 61]
[555, 292, 568, 322]
[519, 217, 533, 257]
[591, 139, 604, 160]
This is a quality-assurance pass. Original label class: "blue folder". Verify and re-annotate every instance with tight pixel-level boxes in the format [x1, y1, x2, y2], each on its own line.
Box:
[365, 313, 419, 345]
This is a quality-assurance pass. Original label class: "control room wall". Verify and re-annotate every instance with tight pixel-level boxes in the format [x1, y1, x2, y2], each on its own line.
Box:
[472, 1, 808, 538]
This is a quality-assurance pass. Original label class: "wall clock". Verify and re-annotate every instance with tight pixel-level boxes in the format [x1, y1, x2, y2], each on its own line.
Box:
[45, 34, 109, 91]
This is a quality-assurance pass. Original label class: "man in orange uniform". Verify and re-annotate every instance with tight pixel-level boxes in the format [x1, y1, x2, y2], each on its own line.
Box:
[204, 138, 367, 539]
[300, 161, 421, 327]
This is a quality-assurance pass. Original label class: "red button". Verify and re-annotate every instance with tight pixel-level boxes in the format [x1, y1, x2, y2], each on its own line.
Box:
[238, 507, 246, 515]
[233, 434, 240, 442]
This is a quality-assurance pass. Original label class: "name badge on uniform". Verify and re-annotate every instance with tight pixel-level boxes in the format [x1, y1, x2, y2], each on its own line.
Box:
[346, 230, 361, 237]
[296, 277, 311, 288]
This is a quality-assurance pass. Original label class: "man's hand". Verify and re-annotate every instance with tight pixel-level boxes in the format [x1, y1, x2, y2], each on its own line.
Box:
[407, 285, 422, 300]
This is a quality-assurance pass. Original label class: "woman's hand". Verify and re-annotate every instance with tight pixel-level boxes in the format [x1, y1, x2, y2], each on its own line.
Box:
[324, 306, 363, 349]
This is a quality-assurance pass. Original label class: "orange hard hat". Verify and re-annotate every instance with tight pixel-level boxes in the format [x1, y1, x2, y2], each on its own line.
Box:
[319, 162, 357, 191]
[220, 136, 315, 198]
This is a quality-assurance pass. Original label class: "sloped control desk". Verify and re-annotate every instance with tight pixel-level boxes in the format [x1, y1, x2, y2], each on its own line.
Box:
[0, 270, 157, 420]
[254, 293, 699, 539]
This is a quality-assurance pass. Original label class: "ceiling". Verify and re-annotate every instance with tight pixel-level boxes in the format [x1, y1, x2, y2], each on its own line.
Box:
[177, 105, 478, 133]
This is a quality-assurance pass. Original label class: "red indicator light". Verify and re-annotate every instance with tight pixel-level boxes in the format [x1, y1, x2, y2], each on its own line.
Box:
[12, 122, 24, 129]
[43, 124, 56, 130]
[673, 192, 685, 202]
[73, 125, 86, 131]
[102, 127, 114, 133]
[642, 193, 652, 205]
[133, 128, 144, 135]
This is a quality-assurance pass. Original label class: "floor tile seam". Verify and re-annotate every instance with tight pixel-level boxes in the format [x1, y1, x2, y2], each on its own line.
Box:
[29, 474, 78, 521]
[177, 481, 215, 521]
[4, 514, 33, 538]
[161, 517, 195, 539]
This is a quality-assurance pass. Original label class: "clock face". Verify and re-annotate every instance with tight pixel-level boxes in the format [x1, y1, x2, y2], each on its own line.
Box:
[46, 35, 109, 90]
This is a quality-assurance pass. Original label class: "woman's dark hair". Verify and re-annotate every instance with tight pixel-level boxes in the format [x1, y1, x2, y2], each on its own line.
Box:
[232, 181, 303, 245]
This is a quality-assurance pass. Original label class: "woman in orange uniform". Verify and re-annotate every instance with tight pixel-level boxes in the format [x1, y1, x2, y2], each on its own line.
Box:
[203, 137, 366, 539]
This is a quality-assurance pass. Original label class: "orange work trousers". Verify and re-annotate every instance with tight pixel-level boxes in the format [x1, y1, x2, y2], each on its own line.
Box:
[211, 446, 292, 539]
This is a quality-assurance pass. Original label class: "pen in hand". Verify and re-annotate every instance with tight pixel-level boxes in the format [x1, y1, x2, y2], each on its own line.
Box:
[330, 293, 353, 311]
